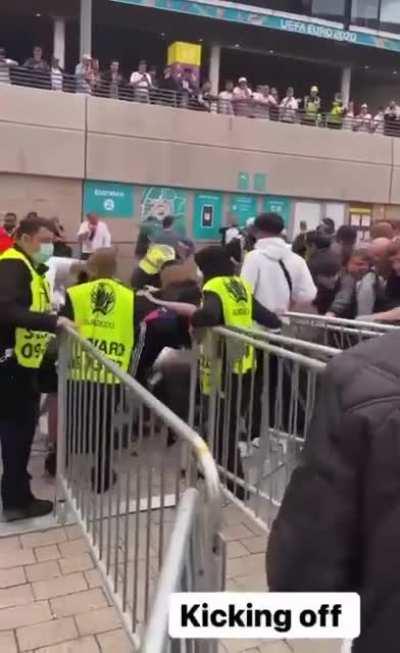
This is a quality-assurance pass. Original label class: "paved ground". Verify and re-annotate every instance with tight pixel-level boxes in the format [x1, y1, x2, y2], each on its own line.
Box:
[0, 429, 344, 652]
[0, 508, 343, 653]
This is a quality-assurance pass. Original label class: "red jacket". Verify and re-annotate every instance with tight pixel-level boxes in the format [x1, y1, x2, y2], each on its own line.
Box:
[0, 228, 13, 254]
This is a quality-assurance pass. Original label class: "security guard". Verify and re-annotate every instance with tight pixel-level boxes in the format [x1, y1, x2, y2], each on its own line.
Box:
[131, 243, 175, 290]
[0, 216, 71, 521]
[63, 248, 142, 492]
[191, 246, 281, 498]
[303, 85, 321, 126]
[66, 254, 134, 381]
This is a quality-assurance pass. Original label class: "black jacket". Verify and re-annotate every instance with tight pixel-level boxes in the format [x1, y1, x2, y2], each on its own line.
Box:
[384, 272, 400, 311]
[267, 331, 400, 653]
[0, 246, 57, 356]
[0, 246, 58, 412]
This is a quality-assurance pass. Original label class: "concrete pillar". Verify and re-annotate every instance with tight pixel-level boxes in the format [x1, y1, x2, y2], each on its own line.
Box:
[341, 65, 352, 107]
[209, 44, 221, 95]
[80, 0, 93, 59]
[53, 17, 66, 68]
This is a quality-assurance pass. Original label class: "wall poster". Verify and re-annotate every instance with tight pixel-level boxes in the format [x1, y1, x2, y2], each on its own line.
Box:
[140, 186, 188, 236]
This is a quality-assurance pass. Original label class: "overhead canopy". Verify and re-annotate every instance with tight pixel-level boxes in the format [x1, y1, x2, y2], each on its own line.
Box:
[110, 0, 400, 53]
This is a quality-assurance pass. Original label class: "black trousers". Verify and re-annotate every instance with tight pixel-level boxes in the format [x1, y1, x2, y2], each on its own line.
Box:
[216, 372, 250, 500]
[0, 395, 38, 509]
[67, 381, 120, 492]
[252, 352, 305, 438]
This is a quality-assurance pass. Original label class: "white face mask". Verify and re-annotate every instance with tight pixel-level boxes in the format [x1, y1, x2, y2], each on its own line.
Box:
[32, 243, 54, 265]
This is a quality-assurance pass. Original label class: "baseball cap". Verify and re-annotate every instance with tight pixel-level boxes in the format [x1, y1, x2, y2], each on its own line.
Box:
[238, 76, 247, 83]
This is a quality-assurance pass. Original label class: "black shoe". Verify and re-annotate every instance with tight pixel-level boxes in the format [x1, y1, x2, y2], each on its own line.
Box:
[3, 498, 54, 522]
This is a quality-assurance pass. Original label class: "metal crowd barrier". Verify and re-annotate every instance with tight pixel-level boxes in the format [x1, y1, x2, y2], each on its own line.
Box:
[5, 67, 400, 136]
[284, 312, 399, 349]
[56, 326, 224, 650]
[141, 487, 220, 653]
[192, 327, 326, 530]
[229, 325, 339, 362]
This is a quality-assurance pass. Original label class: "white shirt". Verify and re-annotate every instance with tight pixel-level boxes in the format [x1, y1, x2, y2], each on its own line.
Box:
[0, 59, 17, 84]
[46, 257, 80, 310]
[241, 237, 316, 314]
[280, 96, 298, 122]
[51, 67, 63, 91]
[225, 226, 241, 244]
[233, 86, 252, 99]
[130, 71, 151, 88]
[355, 113, 372, 132]
[218, 90, 233, 115]
[78, 220, 111, 254]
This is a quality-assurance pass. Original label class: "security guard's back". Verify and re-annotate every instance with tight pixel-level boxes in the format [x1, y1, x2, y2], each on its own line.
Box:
[62, 248, 136, 494]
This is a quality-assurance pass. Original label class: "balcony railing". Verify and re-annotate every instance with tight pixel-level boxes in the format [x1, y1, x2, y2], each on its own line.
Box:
[2, 66, 400, 137]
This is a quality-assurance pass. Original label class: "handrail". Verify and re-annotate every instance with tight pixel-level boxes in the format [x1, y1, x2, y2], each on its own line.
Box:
[285, 312, 400, 331]
[4, 67, 400, 136]
[213, 325, 326, 370]
[62, 324, 222, 529]
[227, 325, 340, 357]
[140, 488, 200, 653]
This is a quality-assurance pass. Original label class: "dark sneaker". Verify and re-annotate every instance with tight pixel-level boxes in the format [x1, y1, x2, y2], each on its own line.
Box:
[3, 499, 54, 522]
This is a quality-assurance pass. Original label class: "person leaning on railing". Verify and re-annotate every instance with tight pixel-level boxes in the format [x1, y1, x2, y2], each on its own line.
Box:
[197, 81, 217, 112]
[301, 85, 321, 126]
[233, 76, 253, 117]
[130, 59, 152, 103]
[268, 87, 280, 121]
[178, 68, 197, 108]
[75, 54, 93, 94]
[354, 103, 372, 133]
[384, 101, 400, 137]
[279, 87, 298, 124]
[218, 80, 234, 115]
[0, 47, 18, 84]
[101, 60, 125, 100]
[191, 245, 281, 499]
[360, 238, 400, 323]
[326, 248, 372, 320]
[252, 85, 270, 119]
[326, 92, 346, 130]
[158, 65, 181, 107]
[23, 45, 50, 90]
[0, 216, 73, 521]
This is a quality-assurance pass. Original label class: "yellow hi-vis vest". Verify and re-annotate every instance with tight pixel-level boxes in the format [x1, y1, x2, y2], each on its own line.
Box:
[0, 247, 51, 369]
[138, 244, 175, 275]
[67, 278, 134, 383]
[200, 276, 255, 395]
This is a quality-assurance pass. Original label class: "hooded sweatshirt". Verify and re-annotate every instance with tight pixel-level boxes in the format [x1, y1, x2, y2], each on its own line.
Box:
[241, 237, 316, 314]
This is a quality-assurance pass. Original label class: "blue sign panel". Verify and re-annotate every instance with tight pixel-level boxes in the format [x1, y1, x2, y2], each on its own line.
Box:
[84, 180, 134, 218]
[230, 195, 258, 227]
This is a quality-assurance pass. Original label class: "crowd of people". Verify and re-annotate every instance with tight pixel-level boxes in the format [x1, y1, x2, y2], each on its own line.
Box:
[291, 217, 400, 322]
[3, 208, 400, 649]
[0, 208, 314, 521]
[2, 45, 400, 134]
[1, 207, 399, 517]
